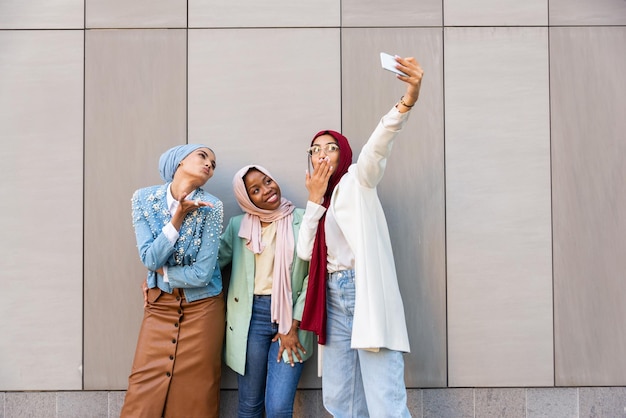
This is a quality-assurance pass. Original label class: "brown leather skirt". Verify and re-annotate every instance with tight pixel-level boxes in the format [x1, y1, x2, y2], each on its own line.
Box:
[121, 288, 225, 418]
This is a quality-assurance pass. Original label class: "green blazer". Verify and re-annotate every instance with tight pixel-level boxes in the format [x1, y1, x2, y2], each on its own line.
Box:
[219, 208, 314, 375]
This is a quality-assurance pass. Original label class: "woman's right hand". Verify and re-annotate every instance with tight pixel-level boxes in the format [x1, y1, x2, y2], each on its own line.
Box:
[273, 321, 306, 366]
[305, 157, 333, 204]
[170, 192, 212, 230]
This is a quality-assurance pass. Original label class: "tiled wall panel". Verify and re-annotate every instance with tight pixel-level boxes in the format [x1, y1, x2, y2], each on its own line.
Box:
[579, 387, 626, 416]
[84, 29, 188, 389]
[85, 0, 187, 28]
[188, 28, 341, 221]
[0, 31, 84, 390]
[341, 28, 446, 387]
[188, 28, 341, 388]
[475, 388, 526, 417]
[5, 388, 626, 416]
[551, 27, 626, 386]
[342, 0, 441, 27]
[189, 0, 339, 28]
[5, 393, 56, 417]
[550, 0, 626, 25]
[0, 0, 83, 29]
[423, 388, 474, 417]
[445, 27, 553, 387]
[527, 388, 578, 417]
[444, 0, 547, 26]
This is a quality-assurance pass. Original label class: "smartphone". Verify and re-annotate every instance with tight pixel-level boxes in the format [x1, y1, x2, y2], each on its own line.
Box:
[380, 52, 407, 77]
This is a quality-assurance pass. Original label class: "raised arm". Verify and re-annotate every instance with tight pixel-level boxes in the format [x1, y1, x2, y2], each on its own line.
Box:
[354, 56, 424, 188]
[392, 56, 423, 113]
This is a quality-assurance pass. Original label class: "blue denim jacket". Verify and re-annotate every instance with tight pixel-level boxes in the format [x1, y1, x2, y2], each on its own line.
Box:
[131, 183, 223, 302]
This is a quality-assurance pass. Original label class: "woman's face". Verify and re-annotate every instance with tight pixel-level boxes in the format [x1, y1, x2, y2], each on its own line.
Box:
[243, 168, 282, 211]
[309, 134, 340, 172]
[177, 148, 216, 183]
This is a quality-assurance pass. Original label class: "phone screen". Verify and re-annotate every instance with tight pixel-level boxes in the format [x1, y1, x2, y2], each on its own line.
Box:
[380, 52, 408, 77]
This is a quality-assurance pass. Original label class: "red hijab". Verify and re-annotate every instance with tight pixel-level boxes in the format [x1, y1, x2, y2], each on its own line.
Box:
[300, 130, 353, 344]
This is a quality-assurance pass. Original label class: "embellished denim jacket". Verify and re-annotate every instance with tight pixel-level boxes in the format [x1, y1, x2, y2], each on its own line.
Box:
[131, 183, 223, 302]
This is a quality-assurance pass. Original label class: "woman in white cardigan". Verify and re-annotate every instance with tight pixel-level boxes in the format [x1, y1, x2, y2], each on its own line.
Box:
[296, 55, 423, 418]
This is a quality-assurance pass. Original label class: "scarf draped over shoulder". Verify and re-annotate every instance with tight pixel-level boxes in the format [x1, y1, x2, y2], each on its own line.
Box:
[232, 165, 295, 335]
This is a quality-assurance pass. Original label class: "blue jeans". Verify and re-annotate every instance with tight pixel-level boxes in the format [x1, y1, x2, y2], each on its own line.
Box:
[322, 270, 411, 418]
[237, 295, 304, 418]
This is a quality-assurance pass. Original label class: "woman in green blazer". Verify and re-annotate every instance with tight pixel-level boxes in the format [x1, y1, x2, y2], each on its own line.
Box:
[219, 165, 314, 418]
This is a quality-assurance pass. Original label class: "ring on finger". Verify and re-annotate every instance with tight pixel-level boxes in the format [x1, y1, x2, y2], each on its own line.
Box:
[194, 198, 200, 206]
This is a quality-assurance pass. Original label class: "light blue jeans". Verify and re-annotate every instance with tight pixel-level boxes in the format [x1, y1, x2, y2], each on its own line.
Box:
[322, 270, 411, 418]
[237, 295, 304, 418]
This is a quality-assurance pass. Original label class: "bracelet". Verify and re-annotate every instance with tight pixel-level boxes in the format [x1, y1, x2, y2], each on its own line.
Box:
[399, 96, 414, 108]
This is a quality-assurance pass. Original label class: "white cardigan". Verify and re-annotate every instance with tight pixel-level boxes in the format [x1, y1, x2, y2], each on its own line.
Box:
[297, 106, 411, 352]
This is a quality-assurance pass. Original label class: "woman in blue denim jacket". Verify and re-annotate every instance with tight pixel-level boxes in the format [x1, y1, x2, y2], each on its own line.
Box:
[121, 144, 225, 418]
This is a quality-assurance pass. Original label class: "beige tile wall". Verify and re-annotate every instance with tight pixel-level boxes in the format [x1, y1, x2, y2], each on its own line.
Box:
[0, 30, 84, 390]
[445, 27, 553, 387]
[0, 0, 624, 392]
[85, 0, 187, 28]
[83, 29, 188, 389]
[444, 0, 547, 26]
[189, 0, 339, 28]
[188, 27, 341, 388]
[342, 0, 442, 27]
[549, 0, 626, 25]
[0, 0, 83, 29]
[551, 27, 626, 386]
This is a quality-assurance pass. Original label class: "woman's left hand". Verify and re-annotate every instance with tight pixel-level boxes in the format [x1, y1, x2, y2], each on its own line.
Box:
[273, 321, 306, 367]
